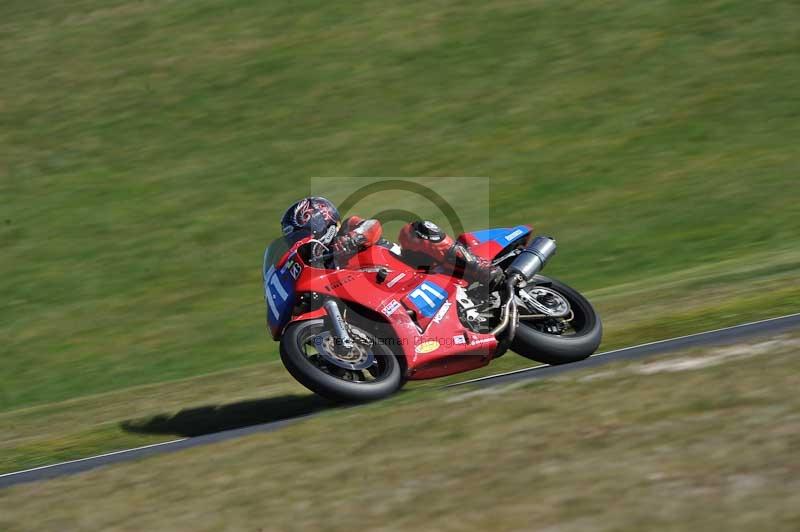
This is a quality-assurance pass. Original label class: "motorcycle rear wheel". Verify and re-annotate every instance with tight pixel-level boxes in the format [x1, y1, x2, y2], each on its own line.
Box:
[280, 318, 403, 402]
[511, 275, 602, 365]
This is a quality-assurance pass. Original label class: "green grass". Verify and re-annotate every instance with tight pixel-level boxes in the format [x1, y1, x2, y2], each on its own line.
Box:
[1, 0, 799, 462]
[2, 335, 799, 531]
[1, 258, 798, 476]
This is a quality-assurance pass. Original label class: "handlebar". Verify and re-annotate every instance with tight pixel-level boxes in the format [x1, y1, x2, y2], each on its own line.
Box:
[297, 240, 338, 266]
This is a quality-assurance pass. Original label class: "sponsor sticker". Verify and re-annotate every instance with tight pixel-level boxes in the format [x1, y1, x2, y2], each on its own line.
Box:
[321, 225, 338, 245]
[415, 340, 441, 354]
[453, 334, 466, 345]
[382, 300, 402, 317]
[431, 301, 452, 324]
[324, 274, 357, 291]
[283, 259, 303, 280]
[505, 228, 525, 242]
[386, 272, 407, 288]
[472, 336, 496, 346]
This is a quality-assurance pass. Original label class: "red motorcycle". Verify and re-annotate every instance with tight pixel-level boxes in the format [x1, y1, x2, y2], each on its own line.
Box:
[263, 225, 602, 402]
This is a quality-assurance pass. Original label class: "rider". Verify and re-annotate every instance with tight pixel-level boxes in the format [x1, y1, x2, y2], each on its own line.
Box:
[280, 196, 504, 289]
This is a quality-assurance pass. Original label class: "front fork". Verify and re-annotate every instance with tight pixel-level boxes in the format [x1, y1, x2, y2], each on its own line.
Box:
[322, 300, 355, 354]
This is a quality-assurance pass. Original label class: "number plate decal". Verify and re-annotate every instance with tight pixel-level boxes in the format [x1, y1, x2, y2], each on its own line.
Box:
[408, 281, 449, 318]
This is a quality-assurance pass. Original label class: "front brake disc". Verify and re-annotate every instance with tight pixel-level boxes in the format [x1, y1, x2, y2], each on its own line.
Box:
[314, 332, 375, 371]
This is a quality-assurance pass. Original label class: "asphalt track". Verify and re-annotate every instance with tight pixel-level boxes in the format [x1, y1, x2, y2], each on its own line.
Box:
[2, 312, 799, 490]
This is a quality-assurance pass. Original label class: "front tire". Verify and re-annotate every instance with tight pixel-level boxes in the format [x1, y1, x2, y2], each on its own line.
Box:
[511, 276, 602, 365]
[280, 319, 403, 402]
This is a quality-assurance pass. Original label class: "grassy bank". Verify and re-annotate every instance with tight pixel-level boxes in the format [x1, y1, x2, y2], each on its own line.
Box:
[3, 334, 799, 530]
[2, 0, 799, 412]
[2, 0, 800, 482]
[2, 254, 798, 475]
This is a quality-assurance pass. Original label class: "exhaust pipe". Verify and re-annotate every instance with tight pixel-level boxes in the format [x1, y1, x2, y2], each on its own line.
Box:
[506, 236, 557, 284]
[491, 236, 556, 340]
[490, 280, 519, 339]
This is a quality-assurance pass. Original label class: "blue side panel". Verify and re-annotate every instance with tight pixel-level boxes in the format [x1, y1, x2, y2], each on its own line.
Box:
[264, 252, 298, 335]
[472, 225, 531, 246]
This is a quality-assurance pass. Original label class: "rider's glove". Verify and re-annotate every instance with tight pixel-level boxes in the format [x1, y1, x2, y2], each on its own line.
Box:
[332, 234, 361, 257]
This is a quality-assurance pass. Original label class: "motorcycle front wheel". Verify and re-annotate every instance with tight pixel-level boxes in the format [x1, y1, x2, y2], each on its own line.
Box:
[280, 318, 403, 402]
[511, 275, 602, 365]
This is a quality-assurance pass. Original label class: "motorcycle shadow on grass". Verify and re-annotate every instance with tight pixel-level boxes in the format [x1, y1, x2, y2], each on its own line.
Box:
[120, 394, 335, 438]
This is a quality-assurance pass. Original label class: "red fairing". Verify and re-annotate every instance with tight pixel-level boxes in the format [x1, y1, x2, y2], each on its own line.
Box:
[466, 240, 504, 262]
[457, 233, 481, 248]
[266, 223, 535, 381]
[286, 245, 497, 379]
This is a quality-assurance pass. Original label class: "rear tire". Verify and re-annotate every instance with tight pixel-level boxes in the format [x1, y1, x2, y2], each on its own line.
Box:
[511, 276, 602, 365]
[280, 319, 404, 402]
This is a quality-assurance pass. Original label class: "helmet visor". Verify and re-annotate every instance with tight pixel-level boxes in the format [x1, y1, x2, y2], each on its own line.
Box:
[282, 227, 314, 246]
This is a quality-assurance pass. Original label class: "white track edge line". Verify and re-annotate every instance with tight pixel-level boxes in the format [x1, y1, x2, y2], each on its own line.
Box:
[4, 312, 800, 480]
[447, 311, 800, 387]
[0, 438, 188, 479]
